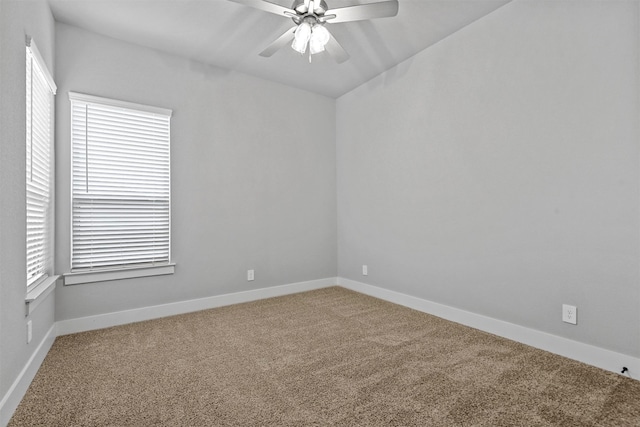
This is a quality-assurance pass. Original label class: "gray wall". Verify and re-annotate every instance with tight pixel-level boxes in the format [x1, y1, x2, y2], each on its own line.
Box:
[337, 0, 640, 357]
[54, 24, 337, 320]
[0, 0, 56, 403]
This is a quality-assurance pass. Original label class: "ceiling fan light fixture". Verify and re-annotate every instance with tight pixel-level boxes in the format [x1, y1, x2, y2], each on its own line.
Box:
[309, 24, 331, 54]
[309, 24, 330, 54]
[292, 21, 312, 54]
[309, 39, 325, 55]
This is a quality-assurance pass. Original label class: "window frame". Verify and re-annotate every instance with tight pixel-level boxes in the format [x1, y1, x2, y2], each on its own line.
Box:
[26, 38, 56, 292]
[67, 92, 174, 285]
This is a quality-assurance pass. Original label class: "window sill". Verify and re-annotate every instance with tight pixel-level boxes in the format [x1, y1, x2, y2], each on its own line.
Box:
[26, 275, 59, 316]
[64, 264, 175, 286]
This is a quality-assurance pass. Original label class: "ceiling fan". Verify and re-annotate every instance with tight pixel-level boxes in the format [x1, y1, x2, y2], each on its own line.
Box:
[228, 0, 399, 63]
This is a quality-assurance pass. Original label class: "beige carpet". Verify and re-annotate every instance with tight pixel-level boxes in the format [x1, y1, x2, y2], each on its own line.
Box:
[9, 287, 640, 426]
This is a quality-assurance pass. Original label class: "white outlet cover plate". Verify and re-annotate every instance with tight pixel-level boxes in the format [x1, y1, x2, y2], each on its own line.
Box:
[562, 304, 577, 325]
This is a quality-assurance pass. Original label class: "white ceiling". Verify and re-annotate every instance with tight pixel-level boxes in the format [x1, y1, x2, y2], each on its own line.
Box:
[48, 0, 511, 98]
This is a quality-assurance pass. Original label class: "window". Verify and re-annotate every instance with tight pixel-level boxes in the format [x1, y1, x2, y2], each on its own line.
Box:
[69, 93, 172, 277]
[26, 39, 56, 290]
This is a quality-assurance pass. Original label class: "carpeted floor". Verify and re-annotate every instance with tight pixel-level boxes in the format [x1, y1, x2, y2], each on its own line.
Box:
[9, 286, 640, 426]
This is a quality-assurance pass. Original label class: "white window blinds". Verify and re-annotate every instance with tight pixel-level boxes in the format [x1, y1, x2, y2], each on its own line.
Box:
[26, 40, 56, 289]
[69, 93, 172, 271]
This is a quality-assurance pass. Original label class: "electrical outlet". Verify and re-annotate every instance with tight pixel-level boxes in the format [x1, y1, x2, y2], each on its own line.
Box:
[247, 269, 255, 281]
[362, 265, 368, 276]
[27, 320, 33, 344]
[562, 304, 577, 325]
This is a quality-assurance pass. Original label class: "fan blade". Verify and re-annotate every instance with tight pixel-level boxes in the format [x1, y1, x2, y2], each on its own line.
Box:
[324, 34, 349, 64]
[259, 27, 297, 57]
[325, 0, 398, 23]
[228, 0, 296, 18]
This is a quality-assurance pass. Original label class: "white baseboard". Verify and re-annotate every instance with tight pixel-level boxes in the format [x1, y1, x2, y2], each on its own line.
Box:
[0, 324, 56, 427]
[337, 277, 640, 379]
[56, 277, 337, 336]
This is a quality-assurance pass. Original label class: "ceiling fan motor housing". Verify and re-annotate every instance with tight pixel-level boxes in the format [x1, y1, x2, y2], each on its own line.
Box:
[292, 0, 328, 17]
